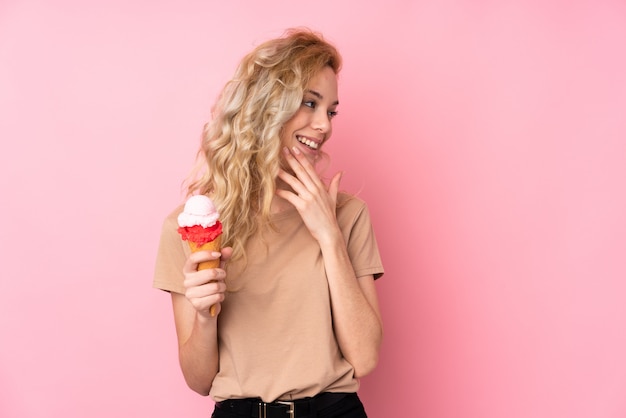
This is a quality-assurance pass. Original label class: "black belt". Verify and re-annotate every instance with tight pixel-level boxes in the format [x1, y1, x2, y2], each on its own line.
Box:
[216, 392, 349, 418]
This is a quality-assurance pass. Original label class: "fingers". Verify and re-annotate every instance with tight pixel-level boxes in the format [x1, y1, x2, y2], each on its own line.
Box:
[276, 169, 306, 201]
[183, 260, 228, 316]
[182, 249, 229, 312]
[184, 278, 226, 305]
[220, 246, 234, 261]
[328, 171, 343, 204]
[185, 283, 226, 317]
[282, 147, 320, 190]
[279, 146, 342, 197]
[184, 263, 226, 288]
[183, 250, 221, 274]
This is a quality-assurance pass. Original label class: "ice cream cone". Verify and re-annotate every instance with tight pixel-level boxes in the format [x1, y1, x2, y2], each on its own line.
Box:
[189, 235, 222, 270]
[188, 235, 222, 316]
[178, 195, 223, 317]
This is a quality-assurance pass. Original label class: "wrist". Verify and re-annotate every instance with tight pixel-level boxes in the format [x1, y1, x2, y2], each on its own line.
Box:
[318, 228, 346, 251]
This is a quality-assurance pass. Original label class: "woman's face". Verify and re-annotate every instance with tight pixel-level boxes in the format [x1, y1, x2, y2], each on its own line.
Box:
[280, 66, 339, 163]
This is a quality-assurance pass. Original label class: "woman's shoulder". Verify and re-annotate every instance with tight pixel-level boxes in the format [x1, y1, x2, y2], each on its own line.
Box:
[336, 192, 370, 220]
[337, 191, 366, 207]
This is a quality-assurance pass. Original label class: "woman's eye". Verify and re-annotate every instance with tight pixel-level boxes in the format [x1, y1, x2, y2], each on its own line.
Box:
[302, 100, 337, 118]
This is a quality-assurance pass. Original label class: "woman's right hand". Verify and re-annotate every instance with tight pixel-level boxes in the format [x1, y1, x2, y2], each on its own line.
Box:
[182, 247, 232, 318]
[173, 246, 233, 395]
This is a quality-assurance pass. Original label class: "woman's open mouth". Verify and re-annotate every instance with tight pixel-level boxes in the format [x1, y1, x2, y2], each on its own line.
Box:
[296, 135, 320, 150]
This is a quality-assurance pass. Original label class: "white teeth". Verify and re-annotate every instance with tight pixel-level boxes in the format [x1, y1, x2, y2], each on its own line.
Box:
[297, 136, 319, 150]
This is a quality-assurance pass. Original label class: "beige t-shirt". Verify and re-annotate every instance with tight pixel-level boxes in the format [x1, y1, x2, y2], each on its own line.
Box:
[153, 193, 384, 402]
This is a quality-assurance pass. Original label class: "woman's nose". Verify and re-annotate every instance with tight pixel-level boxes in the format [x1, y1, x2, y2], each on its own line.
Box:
[311, 110, 331, 133]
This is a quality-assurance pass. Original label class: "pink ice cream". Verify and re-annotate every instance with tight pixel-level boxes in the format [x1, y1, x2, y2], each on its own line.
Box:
[177, 195, 222, 245]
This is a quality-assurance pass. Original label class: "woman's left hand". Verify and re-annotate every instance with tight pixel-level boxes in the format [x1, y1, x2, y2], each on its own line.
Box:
[275, 146, 343, 244]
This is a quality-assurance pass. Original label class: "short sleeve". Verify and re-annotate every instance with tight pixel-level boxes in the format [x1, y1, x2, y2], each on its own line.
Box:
[153, 205, 189, 294]
[338, 195, 385, 280]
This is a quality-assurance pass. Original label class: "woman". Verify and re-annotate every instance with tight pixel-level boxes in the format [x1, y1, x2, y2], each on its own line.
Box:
[154, 28, 384, 418]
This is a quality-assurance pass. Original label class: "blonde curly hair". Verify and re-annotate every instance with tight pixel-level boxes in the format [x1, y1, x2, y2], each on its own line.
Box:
[185, 28, 342, 263]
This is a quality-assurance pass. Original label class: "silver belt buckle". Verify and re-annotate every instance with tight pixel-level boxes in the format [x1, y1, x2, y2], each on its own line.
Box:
[276, 401, 295, 418]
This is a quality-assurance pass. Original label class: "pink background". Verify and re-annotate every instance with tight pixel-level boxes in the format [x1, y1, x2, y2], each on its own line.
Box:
[2, 1, 626, 417]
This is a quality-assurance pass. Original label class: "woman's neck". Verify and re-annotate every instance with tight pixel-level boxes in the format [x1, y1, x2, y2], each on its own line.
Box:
[271, 178, 294, 214]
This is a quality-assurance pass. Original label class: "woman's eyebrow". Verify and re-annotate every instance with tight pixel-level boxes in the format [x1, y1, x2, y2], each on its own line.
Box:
[306, 89, 339, 106]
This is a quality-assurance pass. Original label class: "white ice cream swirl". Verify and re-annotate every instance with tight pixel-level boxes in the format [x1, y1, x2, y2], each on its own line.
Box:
[177, 195, 220, 228]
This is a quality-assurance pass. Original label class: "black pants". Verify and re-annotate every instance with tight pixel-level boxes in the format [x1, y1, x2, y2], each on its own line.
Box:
[211, 393, 367, 418]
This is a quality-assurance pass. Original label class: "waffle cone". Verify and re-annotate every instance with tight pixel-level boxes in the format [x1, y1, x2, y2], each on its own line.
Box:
[188, 235, 222, 317]
[188, 235, 222, 270]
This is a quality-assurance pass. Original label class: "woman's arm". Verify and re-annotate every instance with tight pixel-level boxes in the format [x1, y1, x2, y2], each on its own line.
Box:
[276, 147, 383, 377]
[170, 249, 230, 395]
[319, 238, 383, 377]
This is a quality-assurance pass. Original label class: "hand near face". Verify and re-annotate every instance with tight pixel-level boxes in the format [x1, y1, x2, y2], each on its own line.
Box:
[276, 146, 343, 245]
